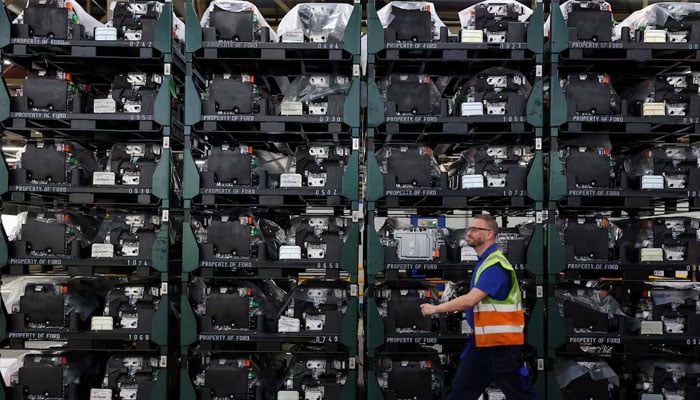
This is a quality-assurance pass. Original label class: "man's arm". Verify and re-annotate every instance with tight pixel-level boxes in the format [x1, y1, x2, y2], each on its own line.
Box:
[420, 287, 489, 316]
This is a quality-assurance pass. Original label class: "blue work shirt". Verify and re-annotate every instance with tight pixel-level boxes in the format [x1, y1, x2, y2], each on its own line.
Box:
[461, 243, 511, 357]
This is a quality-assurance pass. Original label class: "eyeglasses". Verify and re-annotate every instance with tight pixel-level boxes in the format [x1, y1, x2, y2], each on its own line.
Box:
[467, 227, 491, 233]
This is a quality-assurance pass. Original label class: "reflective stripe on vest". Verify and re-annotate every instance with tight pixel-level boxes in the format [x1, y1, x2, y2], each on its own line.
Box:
[472, 249, 525, 347]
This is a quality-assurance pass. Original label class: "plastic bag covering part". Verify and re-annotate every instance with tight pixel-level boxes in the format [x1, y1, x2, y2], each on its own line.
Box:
[624, 144, 700, 187]
[559, 135, 613, 188]
[276, 3, 353, 43]
[376, 145, 441, 188]
[557, 285, 631, 323]
[13, 0, 102, 39]
[636, 360, 700, 397]
[615, 2, 700, 42]
[544, 1, 613, 39]
[379, 74, 441, 116]
[557, 216, 621, 261]
[4, 277, 101, 328]
[377, 1, 447, 41]
[555, 360, 620, 391]
[458, 0, 533, 41]
[563, 73, 619, 115]
[283, 75, 350, 104]
[16, 141, 99, 184]
[462, 67, 532, 116]
[200, 0, 279, 42]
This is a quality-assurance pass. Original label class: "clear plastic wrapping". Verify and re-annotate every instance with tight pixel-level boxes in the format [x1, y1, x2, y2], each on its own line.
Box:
[282, 75, 350, 104]
[556, 359, 619, 389]
[199, 0, 278, 42]
[615, 2, 700, 41]
[276, 3, 353, 43]
[377, 1, 447, 40]
[557, 284, 631, 321]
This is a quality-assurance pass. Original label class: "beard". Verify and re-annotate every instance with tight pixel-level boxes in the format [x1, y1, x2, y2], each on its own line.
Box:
[467, 237, 485, 248]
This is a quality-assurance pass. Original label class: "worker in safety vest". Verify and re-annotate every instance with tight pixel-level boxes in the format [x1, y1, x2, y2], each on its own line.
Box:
[420, 214, 539, 400]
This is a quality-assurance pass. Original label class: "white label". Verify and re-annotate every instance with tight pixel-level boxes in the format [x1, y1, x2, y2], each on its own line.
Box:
[653, 270, 664, 277]
[160, 356, 167, 368]
[536, 286, 543, 298]
[90, 316, 114, 331]
[537, 359, 544, 371]
[162, 209, 170, 223]
[352, 138, 359, 151]
[90, 389, 113, 400]
[350, 284, 358, 297]
[535, 138, 542, 150]
[93, 172, 116, 186]
[164, 63, 171, 76]
[461, 102, 484, 116]
[283, 30, 305, 43]
[280, 173, 303, 188]
[93, 99, 116, 113]
[281, 101, 304, 116]
[353, 64, 361, 77]
[94, 27, 117, 41]
[91, 243, 114, 258]
[278, 391, 300, 400]
[163, 136, 170, 149]
[462, 175, 484, 189]
[536, 65, 543, 77]
[278, 316, 301, 332]
[160, 282, 168, 295]
[349, 357, 356, 369]
[676, 270, 689, 279]
[279, 245, 302, 260]
[461, 29, 484, 43]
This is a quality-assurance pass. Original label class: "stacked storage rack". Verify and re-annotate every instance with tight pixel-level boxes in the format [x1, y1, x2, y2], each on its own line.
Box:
[0, 0, 176, 398]
[547, 1, 700, 398]
[363, 1, 546, 398]
[178, 1, 361, 399]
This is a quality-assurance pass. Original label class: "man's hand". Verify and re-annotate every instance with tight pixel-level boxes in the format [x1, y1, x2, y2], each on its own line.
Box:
[420, 303, 438, 317]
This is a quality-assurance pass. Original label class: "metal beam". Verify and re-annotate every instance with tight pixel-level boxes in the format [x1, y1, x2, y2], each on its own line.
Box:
[274, 0, 290, 13]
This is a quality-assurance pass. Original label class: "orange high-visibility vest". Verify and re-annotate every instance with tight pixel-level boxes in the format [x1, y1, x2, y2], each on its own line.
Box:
[472, 250, 525, 347]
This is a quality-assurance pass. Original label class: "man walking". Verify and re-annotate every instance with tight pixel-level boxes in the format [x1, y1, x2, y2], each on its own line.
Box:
[420, 214, 539, 400]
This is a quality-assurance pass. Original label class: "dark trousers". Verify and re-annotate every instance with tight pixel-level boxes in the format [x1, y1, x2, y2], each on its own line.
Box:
[448, 345, 540, 400]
